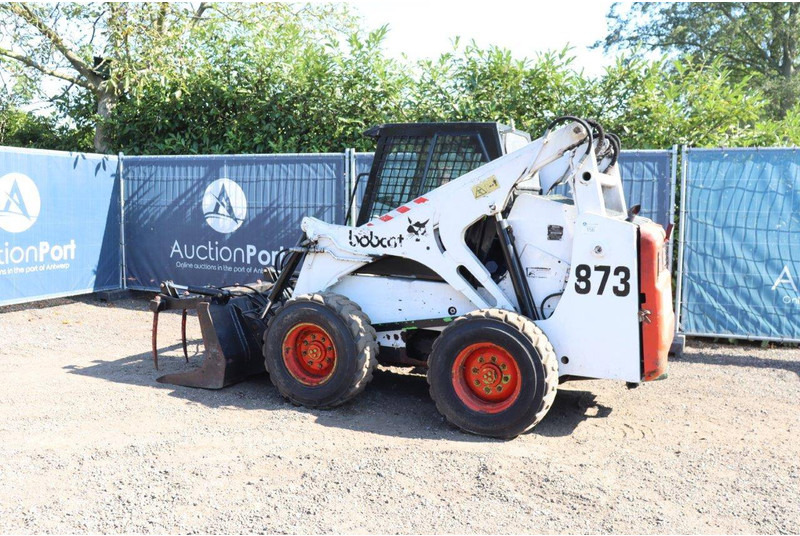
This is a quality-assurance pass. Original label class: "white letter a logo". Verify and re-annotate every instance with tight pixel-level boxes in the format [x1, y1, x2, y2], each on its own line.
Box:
[772, 265, 798, 292]
[1, 179, 31, 218]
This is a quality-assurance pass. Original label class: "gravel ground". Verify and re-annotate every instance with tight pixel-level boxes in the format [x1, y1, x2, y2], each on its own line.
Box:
[0, 293, 798, 534]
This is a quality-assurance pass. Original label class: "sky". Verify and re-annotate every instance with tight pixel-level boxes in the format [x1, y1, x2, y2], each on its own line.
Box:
[347, 0, 619, 76]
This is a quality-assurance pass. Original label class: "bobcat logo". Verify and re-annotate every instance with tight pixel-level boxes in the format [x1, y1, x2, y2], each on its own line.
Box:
[407, 218, 429, 241]
[202, 179, 247, 234]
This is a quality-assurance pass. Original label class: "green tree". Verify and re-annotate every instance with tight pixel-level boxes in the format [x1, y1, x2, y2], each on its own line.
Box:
[0, 74, 90, 150]
[600, 2, 800, 116]
[0, 105, 90, 150]
[407, 41, 589, 129]
[405, 42, 800, 149]
[0, 3, 212, 151]
[3, 2, 800, 154]
[108, 16, 408, 154]
[586, 55, 783, 148]
[0, 3, 358, 152]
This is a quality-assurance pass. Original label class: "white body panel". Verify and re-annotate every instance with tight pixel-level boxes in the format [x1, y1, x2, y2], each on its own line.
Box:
[292, 122, 642, 382]
[535, 213, 641, 382]
[328, 275, 474, 324]
[508, 194, 576, 313]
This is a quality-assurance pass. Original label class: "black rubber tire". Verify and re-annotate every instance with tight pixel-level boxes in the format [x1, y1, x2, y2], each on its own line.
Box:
[263, 292, 378, 408]
[427, 309, 558, 439]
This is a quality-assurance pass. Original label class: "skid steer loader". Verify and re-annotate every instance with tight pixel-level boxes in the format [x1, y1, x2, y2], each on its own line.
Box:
[151, 117, 674, 438]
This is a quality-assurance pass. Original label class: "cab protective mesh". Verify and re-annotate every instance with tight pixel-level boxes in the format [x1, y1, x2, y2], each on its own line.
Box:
[365, 133, 489, 221]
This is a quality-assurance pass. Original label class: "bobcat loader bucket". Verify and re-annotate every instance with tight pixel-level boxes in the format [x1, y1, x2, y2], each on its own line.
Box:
[150, 284, 269, 389]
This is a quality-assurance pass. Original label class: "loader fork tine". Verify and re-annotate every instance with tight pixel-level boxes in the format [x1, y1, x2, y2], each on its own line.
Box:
[181, 309, 189, 362]
[152, 309, 160, 371]
[156, 302, 230, 389]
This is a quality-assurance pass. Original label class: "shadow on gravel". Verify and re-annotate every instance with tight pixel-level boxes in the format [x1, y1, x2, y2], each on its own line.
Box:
[64, 342, 281, 409]
[680, 348, 800, 377]
[54, 292, 614, 440]
[66, 346, 610, 441]
[534, 389, 613, 438]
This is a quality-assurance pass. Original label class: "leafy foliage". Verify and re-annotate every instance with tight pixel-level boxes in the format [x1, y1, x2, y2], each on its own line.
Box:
[0, 92, 92, 151]
[585, 55, 789, 148]
[0, 109, 92, 150]
[407, 43, 588, 126]
[109, 16, 409, 154]
[600, 2, 800, 116]
[2, 2, 800, 154]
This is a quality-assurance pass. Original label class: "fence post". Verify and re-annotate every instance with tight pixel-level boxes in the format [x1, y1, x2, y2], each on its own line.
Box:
[673, 146, 689, 332]
[347, 148, 358, 226]
[668, 144, 678, 272]
[118, 151, 127, 290]
[342, 148, 349, 225]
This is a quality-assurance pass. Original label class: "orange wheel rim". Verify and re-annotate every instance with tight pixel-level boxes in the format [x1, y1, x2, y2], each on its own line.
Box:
[282, 323, 337, 386]
[451, 343, 521, 413]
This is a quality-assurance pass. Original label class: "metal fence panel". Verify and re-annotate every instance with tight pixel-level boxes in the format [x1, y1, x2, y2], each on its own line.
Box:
[0, 146, 120, 305]
[618, 150, 674, 228]
[123, 154, 346, 290]
[677, 148, 800, 341]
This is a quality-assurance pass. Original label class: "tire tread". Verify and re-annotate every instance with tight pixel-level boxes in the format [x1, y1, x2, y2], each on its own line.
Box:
[264, 292, 378, 408]
[427, 308, 558, 436]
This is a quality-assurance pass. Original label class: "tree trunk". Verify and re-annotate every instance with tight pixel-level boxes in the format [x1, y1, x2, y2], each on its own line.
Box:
[93, 86, 117, 153]
[781, 47, 793, 79]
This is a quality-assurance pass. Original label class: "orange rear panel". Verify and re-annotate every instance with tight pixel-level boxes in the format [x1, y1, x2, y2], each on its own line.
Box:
[638, 222, 674, 381]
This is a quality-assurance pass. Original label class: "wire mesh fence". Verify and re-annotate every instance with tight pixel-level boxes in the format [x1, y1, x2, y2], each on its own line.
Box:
[676, 148, 800, 341]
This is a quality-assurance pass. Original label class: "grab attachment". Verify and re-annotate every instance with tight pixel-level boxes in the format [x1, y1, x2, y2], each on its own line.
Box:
[148, 281, 272, 389]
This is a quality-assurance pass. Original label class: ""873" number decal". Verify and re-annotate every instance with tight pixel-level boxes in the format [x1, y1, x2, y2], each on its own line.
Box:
[574, 264, 631, 296]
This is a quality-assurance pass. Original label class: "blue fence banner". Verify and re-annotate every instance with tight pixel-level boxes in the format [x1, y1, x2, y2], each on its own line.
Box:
[123, 154, 346, 290]
[0, 147, 120, 305]
[677, 148, 800, 341]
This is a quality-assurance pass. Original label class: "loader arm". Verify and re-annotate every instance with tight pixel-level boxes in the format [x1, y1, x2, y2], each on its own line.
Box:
[295, 122, 613, 312]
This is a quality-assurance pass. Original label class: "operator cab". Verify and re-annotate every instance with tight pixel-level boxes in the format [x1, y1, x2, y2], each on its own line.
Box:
[355, 122, 531, 225]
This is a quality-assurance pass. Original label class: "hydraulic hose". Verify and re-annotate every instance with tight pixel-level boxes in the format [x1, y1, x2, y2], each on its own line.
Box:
[605, 132, 621, 169]
[584, 119, 606, 158]
[543, 116, 593, 157]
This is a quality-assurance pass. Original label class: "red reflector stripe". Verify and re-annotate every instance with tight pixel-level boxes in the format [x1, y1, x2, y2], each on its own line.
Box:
[379, 215, 393, 222]
[396, 206, 410, 214]
[413, 197, 428, 204]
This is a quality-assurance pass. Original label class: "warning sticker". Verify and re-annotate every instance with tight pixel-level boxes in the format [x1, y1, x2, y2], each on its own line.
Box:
[471, 175, 500, 199]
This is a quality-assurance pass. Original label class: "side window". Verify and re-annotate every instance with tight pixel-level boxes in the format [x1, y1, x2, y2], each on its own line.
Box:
[372, 151, 420, 215]
[368, 136, 431, 221]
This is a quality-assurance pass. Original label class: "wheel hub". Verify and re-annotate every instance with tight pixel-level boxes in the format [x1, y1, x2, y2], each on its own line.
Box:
[452, 343, 521, 413]
[282, 323, 337, 386]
